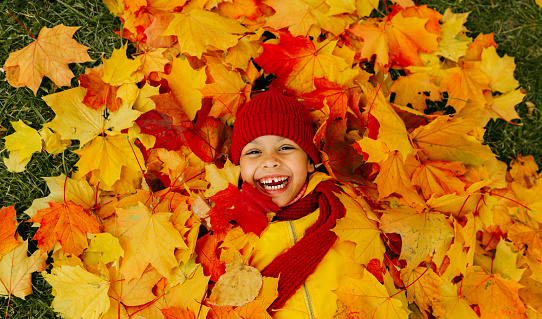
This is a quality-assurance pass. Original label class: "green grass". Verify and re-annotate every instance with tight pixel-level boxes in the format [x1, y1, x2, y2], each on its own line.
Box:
[0, 0, 541, 318]
[417, 0, 542, 165]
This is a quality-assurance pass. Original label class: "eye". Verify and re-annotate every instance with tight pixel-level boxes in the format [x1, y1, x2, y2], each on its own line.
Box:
[279, 145, 295, 151]
[244, 149, 261, 155]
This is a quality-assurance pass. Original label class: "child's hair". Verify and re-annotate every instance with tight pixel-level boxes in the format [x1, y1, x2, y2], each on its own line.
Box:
[230, 89, 320, 165]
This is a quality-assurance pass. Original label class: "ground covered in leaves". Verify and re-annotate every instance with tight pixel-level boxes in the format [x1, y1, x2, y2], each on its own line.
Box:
[1, 0, 542, 319]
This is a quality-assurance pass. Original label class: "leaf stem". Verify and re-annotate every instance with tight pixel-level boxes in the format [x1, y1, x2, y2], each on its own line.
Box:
[7, 11, 36, 40]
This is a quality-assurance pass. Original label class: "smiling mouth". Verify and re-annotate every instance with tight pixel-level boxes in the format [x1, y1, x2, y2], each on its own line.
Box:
[258, 176, 290, 190]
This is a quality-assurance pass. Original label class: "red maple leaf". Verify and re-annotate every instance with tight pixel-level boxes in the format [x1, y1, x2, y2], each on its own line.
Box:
[181, 100, 231, 163]
[79, 67, 121, 111]
[301, 77, 351, 119]
[195, 232, 226, 282]
[208, 183, 280, 236]
[136, 110, 187, 151]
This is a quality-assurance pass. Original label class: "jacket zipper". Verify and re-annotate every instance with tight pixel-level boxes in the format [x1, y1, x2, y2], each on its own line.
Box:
[287, 221, 316, 318]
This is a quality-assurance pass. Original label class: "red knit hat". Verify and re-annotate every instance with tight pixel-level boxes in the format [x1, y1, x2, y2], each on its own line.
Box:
[231, 89, 320, 165]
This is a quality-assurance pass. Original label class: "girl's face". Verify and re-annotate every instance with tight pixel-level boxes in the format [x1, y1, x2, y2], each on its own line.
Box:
[239, 135, 315, 207]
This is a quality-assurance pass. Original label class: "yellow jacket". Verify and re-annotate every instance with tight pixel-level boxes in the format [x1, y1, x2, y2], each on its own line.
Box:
[247, 172, 348, 319]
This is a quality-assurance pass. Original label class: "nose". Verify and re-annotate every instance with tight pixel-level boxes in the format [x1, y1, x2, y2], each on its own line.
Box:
[261, 152, 280, 168]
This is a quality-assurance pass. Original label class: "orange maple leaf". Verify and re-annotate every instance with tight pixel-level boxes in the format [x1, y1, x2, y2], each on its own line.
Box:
[161, 307, 196, 319]
[0, 205, 21, 259]
[462, 266, 527, 319]
[3, 25, 92, 94]
[253, 32, 348, 93]
[29, 201, 100, 256]
[79, 66, 121, 111]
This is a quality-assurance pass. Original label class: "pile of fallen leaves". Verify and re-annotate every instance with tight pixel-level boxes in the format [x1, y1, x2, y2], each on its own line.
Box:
[1, 0, 541, 318]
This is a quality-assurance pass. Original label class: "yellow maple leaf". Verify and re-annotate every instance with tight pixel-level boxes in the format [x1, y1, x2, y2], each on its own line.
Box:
[102, 45, 144, 86]
[83, 233, 124, 266]
[493, 239, 526, 282]
[163, 9, 247, 58]
[390, 73, 440, 112]
[43, 87, 141, 146]
[205, 159, 241, 197]
[435, 10, 472, 62]
[0, 241, 47, 299]
[138, 48, 170, 78]
[39, 127, 71, 156]
[264, 0, 348, 37]
[24, 173, 97, 218]
[410, 116, 495, 167]
[163, 57, 207, 121]
[363, 86, 413, 159]
[381, 206, 454, 273]
[334, 269, 409, 319]
[3, 119, 41, 161]
[45, 265, 111, 319]
[115, 202, 187, 280]
[480, 46, 520, 93]
[439, 282, 479, 319]
[225, 36, 262, 70]
[439, 60, 490, 112]
[401, 267, 445, 317]
[73, 134, 145, 190]
[3, 25, 91, 94]
[332, 192, 385, 265]
[352, 137, 389, 163]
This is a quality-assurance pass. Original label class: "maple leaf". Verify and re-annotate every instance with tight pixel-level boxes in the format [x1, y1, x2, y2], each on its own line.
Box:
[334, 268, 409, 319]
[163, 57, 207, 121]
[138, 48, 170, 78]
[411, 161, 467, 199]
[439, 59, 490, 112]
[462, 266, 526, 319]
[24, 174, 97, 218]
[3, 25, 91, 94]
[317, 118, 365, 183]
[28, 201, 100, 256]
[181, 101, 232, 163]
[102, 45, 144, 86]
[73, 134, 145, 190]
[253, 32, 348, 93]
[263, 0, 348, 37]
[331, 192, 385, 265]
[439, 282, 479, 319]
[83, 233, 124, 265]
[0, 206, 20, 259]
[110, 266, 162, 307]
[401, 267, 445, 317]
[410, 116, 494, 167]
[114, 202, 187, 280]
[163, 9, 247, 58]
[2, 119, 42, 172]
[79, 65, 121, 111]
[43, 87, 141, 146]
[480, 46, 519, 93]
[200, 62, 250, 122]
[161, 307, 196, 319]
[205, 159, 241, 197]
[350, 10, 439, 69]
[45, 265, 111, 319]
[434, 9, 471, 62]
[0, 241, 47, 299]
[364, 86, 413, 160]
[136, 110, 187, 151]
[208, 183, 280, 236]
[301, 78, 350, 119]
[380, 206, 454, 273]
[373, 151, 425, 208]
[390, 73, 440, 112]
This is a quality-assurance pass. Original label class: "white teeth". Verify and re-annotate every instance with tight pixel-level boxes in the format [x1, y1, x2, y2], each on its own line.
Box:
[260, 176, 288, 184]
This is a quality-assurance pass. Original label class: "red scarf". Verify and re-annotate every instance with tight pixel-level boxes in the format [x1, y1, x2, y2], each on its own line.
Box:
[261, 180, 346, 314]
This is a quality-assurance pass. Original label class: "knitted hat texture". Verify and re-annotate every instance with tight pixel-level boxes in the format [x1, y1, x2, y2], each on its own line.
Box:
[231, 89, 320, 165]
